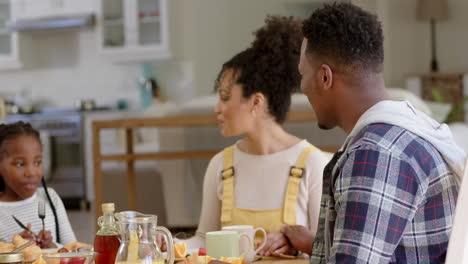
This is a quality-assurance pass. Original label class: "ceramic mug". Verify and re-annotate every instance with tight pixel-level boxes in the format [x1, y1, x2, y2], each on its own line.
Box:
[206, 231, 252, 259]
[222, 225, 267, 263]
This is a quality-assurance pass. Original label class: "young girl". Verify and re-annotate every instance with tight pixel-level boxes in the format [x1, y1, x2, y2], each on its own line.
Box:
[0, 121, 76, 248]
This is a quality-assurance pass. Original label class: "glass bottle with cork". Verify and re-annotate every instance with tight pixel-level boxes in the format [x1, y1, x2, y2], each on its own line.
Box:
[94, 203, 120, 264]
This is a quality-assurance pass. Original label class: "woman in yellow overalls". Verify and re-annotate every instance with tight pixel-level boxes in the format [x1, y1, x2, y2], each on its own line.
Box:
[185, 16, 330, 256]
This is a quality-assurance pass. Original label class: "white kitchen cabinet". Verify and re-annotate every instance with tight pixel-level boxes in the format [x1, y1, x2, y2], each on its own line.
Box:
[57, 0, 95, 16]
[11, 0, 47, 20]
[97, 0, 170, 62]
[12, 0, 95, 20]
[0, 0, 21, 69]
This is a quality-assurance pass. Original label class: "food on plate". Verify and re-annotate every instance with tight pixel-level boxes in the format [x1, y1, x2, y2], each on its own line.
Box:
[42, 252, 87, 264]
[59, 256, 86, 264]
[51, 244, 92, 264]
[179, 255, 244, 264]
[197, 248, 206, 257]
[218, 257, 245, 264]
[184, 255, 214, 264]
[12, 235, 30, 248]
[204, 256, 215, 264]
[175, 247, 243, 264]
[174, 242, 187, 258]
[0, 242, 15, 253]
[0, 236, 91, 264]
[21, 246, 43, 263]
[12, 235, 42, 262]
[63, 242, 92, 252]
[32, 257, 47, 264]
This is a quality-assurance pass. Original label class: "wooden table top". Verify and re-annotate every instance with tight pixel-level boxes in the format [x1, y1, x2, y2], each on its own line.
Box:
[255, 257, 308, 264]
[181, 256, 309, 264]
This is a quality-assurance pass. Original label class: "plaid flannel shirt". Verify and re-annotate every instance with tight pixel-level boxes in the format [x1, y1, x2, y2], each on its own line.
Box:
[311, 123, 458, 264]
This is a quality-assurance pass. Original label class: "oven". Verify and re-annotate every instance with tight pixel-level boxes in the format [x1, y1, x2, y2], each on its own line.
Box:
[5, 111, 86, 209]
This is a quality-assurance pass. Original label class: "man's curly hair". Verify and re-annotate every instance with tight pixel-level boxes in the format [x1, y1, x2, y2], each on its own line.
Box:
[215, 15, 303, 124]
[302, 2, 384, 73]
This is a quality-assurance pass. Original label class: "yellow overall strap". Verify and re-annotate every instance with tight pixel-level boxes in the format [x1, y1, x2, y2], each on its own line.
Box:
[283, 145, 317, 225]
[220, 145, 236, 224]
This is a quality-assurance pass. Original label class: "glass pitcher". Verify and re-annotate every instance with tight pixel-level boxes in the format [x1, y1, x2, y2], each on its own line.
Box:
[114, 211, 174, 264]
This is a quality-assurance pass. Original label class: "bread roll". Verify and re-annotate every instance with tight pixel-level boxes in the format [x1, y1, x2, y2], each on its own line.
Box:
[12, 235, 41, 262]
[63, 242, 92, 251]
[0, 242, 15, 253]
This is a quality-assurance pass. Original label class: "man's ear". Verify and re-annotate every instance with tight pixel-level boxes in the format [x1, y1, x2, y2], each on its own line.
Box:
[320, 64, 333, 91]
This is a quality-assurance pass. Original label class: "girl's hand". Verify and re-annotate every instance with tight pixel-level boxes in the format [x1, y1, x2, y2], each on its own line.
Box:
[36, 230, 57, 249]
[18, 223, 36, 242]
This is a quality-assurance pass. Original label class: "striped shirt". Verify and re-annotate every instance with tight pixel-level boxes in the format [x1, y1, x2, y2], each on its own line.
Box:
[311, 123, 458, 264]
[0, 187, 77, 245]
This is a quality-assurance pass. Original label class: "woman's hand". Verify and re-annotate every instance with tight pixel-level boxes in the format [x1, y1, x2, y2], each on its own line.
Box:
[257, 231, 296, 256]
[36, 230, 57, 249]
[280, 225, 314, 255]
[18, 223, 36, 242]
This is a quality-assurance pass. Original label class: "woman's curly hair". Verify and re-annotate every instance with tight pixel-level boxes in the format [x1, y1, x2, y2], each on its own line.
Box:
[302, 2, 384, 72]
[215, 15, 303, 124]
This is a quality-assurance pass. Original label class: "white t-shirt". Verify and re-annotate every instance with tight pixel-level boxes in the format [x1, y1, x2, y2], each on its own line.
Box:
[186, 140, 329, 248]
[0, 187, 77, 245]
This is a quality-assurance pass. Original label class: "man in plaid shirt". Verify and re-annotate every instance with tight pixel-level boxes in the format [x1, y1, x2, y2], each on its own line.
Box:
[281, 2, 466, 263]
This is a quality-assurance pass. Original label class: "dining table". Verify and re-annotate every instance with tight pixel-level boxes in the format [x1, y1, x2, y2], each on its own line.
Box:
[198, 256, 309, 264]
[253, 257, 309, 264]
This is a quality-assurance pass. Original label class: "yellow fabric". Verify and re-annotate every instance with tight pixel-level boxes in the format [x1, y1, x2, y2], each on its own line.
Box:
[226, 207, 283, 244]
[220, 144, 317, 237]
[283, 145, 317, 225]
[221, 145, 235, 223]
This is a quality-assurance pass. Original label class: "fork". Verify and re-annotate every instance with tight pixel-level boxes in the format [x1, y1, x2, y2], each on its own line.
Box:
[11, 240, 35, 253]
[38, 201, 46, 232]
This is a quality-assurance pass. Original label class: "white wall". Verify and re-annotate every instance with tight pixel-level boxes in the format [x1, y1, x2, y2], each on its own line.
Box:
[437, 0, 468, 72]
[175, 0, 468, 95]
[171, 0, 324, 95]
[175, 0, 468, 92]
[314, 0, 468, 88]
[381, 0, 468, 87]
